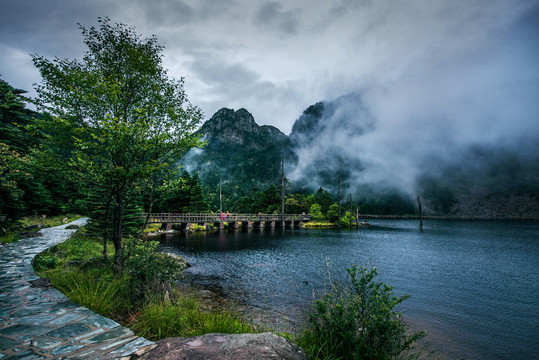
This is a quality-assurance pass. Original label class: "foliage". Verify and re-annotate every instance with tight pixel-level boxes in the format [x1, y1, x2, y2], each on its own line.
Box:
[48, 269, 131, 316]
[315, 187, 334, 214]
[18, 214, 83, 228]
[0, 142, 30, 221]
[326, 203, 339, 223]
[132, 290, 259, 340]
[155, 171, 209, 213]
[309, 203, 325, 222]
[34, 226, 259, 340]
[32, 18, 203, 268]
[125, 239, 187, 298]
[298, 264, 424, 360]
[0, 232, 19, 243]
[340, 211, 351, 228]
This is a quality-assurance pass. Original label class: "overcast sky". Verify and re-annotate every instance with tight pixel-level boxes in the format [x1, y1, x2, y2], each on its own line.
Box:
[1, 0, 538, 138]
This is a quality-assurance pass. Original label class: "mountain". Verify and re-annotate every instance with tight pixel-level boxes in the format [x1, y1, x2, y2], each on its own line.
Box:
[183, 101, 538, 218]
[286, 95, 539, 218]
[182, 108, 288, 209]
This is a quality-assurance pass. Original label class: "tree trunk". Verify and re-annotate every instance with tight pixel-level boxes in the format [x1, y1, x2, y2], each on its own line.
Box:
[112, 198, 124, 271]
[337, 176, 341, 229]
[417, 196, 423, 230]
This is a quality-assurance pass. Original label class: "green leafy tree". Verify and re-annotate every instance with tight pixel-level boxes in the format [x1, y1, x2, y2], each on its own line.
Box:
[326, 203, 339, 222]
[315, 187, 333, 214]
[0, 143, 30, 222]
[32, 18, 202, 268]
[309, 203, 324, 222]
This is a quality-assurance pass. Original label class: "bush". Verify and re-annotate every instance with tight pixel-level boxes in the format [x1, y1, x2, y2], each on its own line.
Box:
[125, 239, 187, 298]
[299, 264, 424, 360]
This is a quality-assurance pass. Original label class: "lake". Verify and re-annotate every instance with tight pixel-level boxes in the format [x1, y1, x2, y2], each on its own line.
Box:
[158, 220, 539, 359]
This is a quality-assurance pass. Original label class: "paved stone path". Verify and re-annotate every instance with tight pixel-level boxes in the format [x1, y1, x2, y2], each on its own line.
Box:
[0, 218, 156, 359]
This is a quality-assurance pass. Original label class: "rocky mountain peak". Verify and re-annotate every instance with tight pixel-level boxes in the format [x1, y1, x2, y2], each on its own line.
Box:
[199, 108, 287, 146]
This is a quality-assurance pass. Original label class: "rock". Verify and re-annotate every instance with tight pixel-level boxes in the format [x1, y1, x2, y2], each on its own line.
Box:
[140, 332, 308, 360]
[24, 225, 41, 231]
[65, 224, 79, 229]
[29, 277, 52, 288]
[18, 231, 43, 239]
[165, 252, 192, 268]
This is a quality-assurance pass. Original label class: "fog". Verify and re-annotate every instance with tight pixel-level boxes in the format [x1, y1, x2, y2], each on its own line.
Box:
[288, 3, 539, 196]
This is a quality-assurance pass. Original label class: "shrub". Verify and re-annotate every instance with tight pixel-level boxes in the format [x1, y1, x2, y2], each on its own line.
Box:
[299, 264, 424, 360]
[125, 239, 187, 298]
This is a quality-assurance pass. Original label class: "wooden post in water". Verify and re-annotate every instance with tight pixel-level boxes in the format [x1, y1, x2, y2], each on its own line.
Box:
[337, 176, 341, 229]
[281, 154, 285, 225]
[349, 193, 353, 230]
[417, 195, 423, 230]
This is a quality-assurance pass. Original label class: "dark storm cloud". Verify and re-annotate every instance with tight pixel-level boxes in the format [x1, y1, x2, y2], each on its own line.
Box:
[253, 2, 300, 35]
[1, 0, 538, 192]
[288, 0, 539, 192]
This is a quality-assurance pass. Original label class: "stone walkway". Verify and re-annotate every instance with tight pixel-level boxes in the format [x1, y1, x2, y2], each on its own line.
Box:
[0, 218, 156, 359]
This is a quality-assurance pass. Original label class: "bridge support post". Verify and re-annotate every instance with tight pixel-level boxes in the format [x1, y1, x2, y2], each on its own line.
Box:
[214, 222, 224, 230]
[264, 221, 274, 229]
[293, 220, 303, 228]
[285, 220, 293, 229]
[275, 221, 284, 229]
[161, 223, 173, 231]
[228, 221, 238, 230]
[241, 221, 252, 230]
[252, 221, 262, 230]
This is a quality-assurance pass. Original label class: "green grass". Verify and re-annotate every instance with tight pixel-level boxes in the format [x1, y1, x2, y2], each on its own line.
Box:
[132, 291, 258, 340]
[48, 269, 131, 316]
[1, 214, 84, 243]
[19, 214, 83, 228]
[33, 227, 261, 339]
[0, 232, 19, 243]
[303, 221, 338, 228]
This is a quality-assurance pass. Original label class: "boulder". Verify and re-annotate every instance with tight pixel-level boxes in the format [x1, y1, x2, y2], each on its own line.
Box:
[29, 277, 52, 288]
[18, 231, 43, 239]
[65, 224, 80, 229]
[24, 224, 41, 231]
[140, 332, 308, 360]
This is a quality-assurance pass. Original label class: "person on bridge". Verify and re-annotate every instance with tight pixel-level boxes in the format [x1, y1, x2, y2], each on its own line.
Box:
[226, 211, 230, 220]
[221, 212, 225, 221]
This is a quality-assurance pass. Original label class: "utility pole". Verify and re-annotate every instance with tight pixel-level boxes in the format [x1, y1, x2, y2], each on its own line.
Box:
[219, 175, 222, 215]
[281, 154, 285, 225]
[337, 176, 341, 229]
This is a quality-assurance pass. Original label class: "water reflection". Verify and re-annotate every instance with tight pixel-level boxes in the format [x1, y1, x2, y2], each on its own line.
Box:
[157, 220, 539, 360]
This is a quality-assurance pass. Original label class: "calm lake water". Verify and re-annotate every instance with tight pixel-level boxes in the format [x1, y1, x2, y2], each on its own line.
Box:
[158, 220, 539, 359]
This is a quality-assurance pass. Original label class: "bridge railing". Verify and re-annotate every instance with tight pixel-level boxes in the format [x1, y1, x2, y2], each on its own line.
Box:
[141, 213, 311, 224]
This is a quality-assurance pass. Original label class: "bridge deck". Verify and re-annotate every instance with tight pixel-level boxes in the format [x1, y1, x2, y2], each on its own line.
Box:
[142, 213, 311, 224]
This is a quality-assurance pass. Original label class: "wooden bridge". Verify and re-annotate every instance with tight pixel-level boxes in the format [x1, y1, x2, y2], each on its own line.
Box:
[143, 213, 312, 230]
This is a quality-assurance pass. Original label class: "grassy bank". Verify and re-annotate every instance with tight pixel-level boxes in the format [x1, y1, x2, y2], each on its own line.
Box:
[1, 214, 83, 243]
[33, 228, 260, 339]
[33, 226, 426, 359]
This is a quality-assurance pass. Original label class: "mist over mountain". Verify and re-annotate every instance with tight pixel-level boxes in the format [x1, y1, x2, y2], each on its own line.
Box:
[287, 93, 539, 217]
[184, 95, 538, 218]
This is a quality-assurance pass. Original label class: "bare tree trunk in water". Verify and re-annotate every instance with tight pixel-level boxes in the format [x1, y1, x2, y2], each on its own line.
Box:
[338, 176, 341, 229]
[417, 196, 423, 231]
